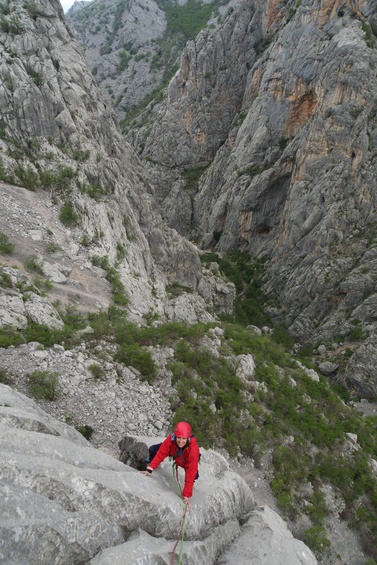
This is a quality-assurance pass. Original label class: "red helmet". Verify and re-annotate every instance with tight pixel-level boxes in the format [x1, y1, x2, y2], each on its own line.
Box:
[174, 422, 192, 438]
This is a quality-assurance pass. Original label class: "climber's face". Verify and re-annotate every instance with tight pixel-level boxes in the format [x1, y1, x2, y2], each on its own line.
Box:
[175, 436, 187, 447]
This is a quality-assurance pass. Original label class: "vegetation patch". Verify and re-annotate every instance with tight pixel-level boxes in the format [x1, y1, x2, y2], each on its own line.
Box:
[27, 370, 60, 401]
[0, 368, 12, 385]
[0, 232, 15, 254]
[166, 281, 193, 298]
[237, 162, 272, 178]
[182, 165, 209, 190]
[59, 200, 79, 227]
[115, 343, 157, 384]
[91, 255, 128, 305]
[0, 271, 13, 289]
[88, 363, 106, 379]
[200, 250, 270, 327]
[77, 180, 107, 201]
[76, 424, 94, 440]
[25, 254, 44, 275]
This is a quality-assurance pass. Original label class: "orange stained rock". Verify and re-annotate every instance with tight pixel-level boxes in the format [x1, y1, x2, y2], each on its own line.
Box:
[314, 0, 363, 26]
[239, 210, 254, 245]
[286, 88, 318, 137]
[249, 67, 263, 99]
[183, 107, 192, 131]
[266, 0, 287, 32]
[194, 130, 206, 144]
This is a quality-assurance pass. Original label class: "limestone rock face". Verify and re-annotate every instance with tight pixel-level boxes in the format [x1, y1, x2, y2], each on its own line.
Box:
[65, 0, 236, 124]
[345, 336, 377, 397]
[0, 0, 234, 324]
[142, 0, 258, 169]
[66, 0, 167, 123]
[132, 0, 377, 351]
[0, 384, 317, 564]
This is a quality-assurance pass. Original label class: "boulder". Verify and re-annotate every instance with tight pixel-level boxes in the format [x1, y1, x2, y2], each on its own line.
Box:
[23, 292, 64, 329]
[118, 436, 150, 470]
[218, 506, 317, 565]
[0, 294, 28, 329]
[318, 362, 338, 377]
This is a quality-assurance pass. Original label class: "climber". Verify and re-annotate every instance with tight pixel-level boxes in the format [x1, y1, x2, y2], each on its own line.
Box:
[140, 421, 200, 505]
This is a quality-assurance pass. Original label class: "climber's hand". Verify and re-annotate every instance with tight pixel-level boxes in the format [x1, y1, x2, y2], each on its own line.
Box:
[183, 497, 191, 509]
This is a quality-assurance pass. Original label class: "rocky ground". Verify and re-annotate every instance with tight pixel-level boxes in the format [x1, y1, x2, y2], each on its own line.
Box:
[0, 182, 113, 314]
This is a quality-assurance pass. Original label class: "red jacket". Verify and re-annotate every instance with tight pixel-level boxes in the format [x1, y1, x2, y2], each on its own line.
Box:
[149, 434, 200, 498]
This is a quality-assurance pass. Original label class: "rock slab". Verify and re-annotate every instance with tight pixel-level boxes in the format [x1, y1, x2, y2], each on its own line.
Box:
[0, 384, 316, 564]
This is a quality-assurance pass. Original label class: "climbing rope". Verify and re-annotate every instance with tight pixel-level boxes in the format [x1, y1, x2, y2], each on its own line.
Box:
[172, 460, 183, 493]
[170, 462, 188, 565]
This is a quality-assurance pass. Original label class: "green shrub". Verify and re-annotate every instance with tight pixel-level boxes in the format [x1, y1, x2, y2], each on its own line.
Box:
[362, 21, 374, 48]
[0, 271, 13, 288]
[0, 325, 24, 348]
[23, 322, 68, 347]
[80, 233, 92, 247]
[0, 14, 22, 34]
[32, 276, 53, 292]
[162, 0, 216, 40]
[0, 157, 11, 182]
[138, 321, 207, 347]
[48, 166, 76, 192]
[14, 164, 40, 190]
[77, 424, 94, 440]
[29, 69, 43, 86]
[26, 2, 39, 19]
[237, 162, 269, 178]
[45, 242, 62, 254]
[27, 370, 60, 400]
[90, 255, 128, 305]
[0, 368, 12, 384]
[0, 232, 14, 254]
[72, 148, 90, 161]
[166, 282, 192, 297]
[182, 165, 208, 190]
[276, 491, 297, 520]
[306, 491, 328, 525]
[59, 303, 87, 332]
[59, 201, 79, 226]
[1, 307, 84, 350]
[0, 2, 10, 15]
[171, 339, 248, 453]
[25, 254, 44, 275]
[346, 322, 364, 342]
[116, 242, 126, 262]
[271, 322, 294, 348]
[77, 181, 106, 201]
[88, 363, 106, 379]
[303, 525, 330, 556]
[201, 250, 269, 326]
[118, 49, 131, 71]
[115, 343, 157, 383]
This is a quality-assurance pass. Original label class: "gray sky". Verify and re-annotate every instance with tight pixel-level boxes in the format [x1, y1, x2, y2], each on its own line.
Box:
[60, 0, 75, 13]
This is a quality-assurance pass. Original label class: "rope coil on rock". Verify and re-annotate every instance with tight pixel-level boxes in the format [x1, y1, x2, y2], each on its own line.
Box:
[171, 462, 188, 565]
